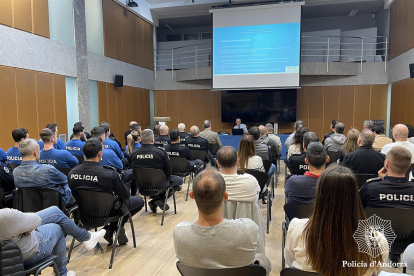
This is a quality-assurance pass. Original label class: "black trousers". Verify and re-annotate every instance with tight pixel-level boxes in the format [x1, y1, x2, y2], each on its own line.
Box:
[108, 196, 144, 230]
[151, 175, 183, 202]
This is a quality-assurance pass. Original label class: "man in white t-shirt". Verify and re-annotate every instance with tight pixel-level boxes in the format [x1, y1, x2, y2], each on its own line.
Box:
[216, 146, 260, 203]
[381, 124, 414, 163]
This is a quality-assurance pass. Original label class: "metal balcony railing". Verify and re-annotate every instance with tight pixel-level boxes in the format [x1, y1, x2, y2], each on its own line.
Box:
[154, 35, 388, 79]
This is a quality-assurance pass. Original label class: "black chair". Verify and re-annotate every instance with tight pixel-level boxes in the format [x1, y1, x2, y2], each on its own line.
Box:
[406, 163, 414, 178]
[75, 155, 84, 164]
[246, 169, 272, 234]
[170, 157, 194, 201]
[210, 143, 220, 156]
[326, 151, 338, 165]
[0, 188, 4, 209]
[190, 150, 208, 163]
[263, 159, 276, 196]
[218, 131, 229, 135]
[13, 188, 66, 213]
[176, 262, 266, 276]
[280, 267, 321, 276]
[68, 190, 136, 269]
[365, 208, 414, 273]
[282, 203, 315, 269]
[355, 174, 378, 189]
[133, 168, 177, 226]
[26, 255, 60, 276]
[57, 167, 72, 176]
[8, 163, 20, 171]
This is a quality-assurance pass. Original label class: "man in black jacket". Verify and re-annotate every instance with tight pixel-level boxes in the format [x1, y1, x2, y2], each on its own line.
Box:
[343, 130, 385, 174]
[287, 132, 319, 175]
[68, 138, 144, 245]
[154, 125, 172, 149]
[130, 129, 183, 213]
[186, 125, 213, 165]
[0, 164, 15, 208]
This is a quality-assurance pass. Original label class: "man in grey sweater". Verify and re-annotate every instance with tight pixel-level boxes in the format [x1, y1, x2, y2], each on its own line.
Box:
[324, 122, 346, 152]
[173, 168, 271, 275]
[0, 207, 106, 276]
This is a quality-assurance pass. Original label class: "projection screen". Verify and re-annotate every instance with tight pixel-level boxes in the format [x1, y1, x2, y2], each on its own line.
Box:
[210, 3, 303, 90]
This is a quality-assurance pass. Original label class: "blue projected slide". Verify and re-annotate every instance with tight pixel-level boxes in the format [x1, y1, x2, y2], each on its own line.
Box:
[213, 23, 300, 76]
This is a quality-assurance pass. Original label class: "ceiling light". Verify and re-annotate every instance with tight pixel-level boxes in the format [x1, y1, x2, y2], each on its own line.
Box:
[166, 24, 172, 29]
[128, 0, 138, 7]
[349, 10, 358, 16]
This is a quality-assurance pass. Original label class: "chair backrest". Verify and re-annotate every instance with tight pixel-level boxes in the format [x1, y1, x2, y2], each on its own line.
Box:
[280, 268, 322, 276]
[57, 167, 72, 176]
[326, 151, 338, 164]
[71, 189, 115, 229]
[133, 168, 167, 196]
[0, 240, 25, 275]
[170, 157, 190, 175]
[75, 155, 84, 164]
[190, 150, 207, 161]
[284, 203, 314, 221]
[246, 169, 268, 191]
[0, 188, 4, 209]
[262, 160, 272, 174]
[176, 262, 266, 276]
[364, 208, 414, 255]
[355, 174, 378, 189]
[8, 163, 20, 171]
[210, 144, 219, 155]
[218, 131, 229, 135]
[13, 188, 65, 213]
[406, 163, 414, 178]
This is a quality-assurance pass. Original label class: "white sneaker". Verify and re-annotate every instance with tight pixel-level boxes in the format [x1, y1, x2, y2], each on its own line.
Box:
[67, 271, 76, 276]
[82, 229, 106, 251]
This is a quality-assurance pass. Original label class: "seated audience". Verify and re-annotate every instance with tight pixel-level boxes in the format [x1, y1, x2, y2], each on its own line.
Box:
[381, 124, 414, 162]
[101, 123, 124, 160]
[372, 124, 392, 151]
[285, 165, 387, 276]
[234, 118, 248, 133]
[287, 126, 309, 158]
[216, 146, 260, 203]
[38, 123, 65, 150]
[178, 123, 189, 144]
[124, 120, 138, 146]
[7, 128, 29, 165]
[0, 161, 15, 195]
[363, 119, 374, 130]
[186, 125, 212, 164]
[90, 127, 123, 170]
[407, 124, 414, 144]
[0, 207, 105, 276]
[200, 120, 222, 149]
[285, 120, 304, 149]
[154, 125, 171, 148]
[342, 130, 385, 174]
[173, 168, 271, 275]
[68, 138, 144, 245]
[69, 122, 90, 142]
[0, 149, 6, 167]
[324, 122, 346, 152]
[153, 124, 161, 137]
[360, 146, 414, 209]
[164, 129, 203, 173]
[287, 132, 319, 176]
[13, 139, 72, 206]
[259, 125, 279, 158]
[130, 129, 183, 212]
[265, 123, 282, 153]
[285, 142, 328, 204]
[238, 135, 265, 174]
[337, 128, 360, 163]
[126, 130, 141, 156]
[65, 124, 85, 156]
[39, 128, 78, 169]
[322, 119, 338, 145]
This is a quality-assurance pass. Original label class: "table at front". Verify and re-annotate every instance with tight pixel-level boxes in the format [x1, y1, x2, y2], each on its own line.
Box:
[218, 134, 290, 160]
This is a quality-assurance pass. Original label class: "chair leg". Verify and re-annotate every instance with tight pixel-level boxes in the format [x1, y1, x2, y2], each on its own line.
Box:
[282, 222, 286, 269]
[267, 196, 270, 234]
[109, 218, 123, 269]
[67, 236, 76, 262]
[129, 213, 137, 248]
[185, 174, 192, 201]
[173, 188, 177, 214]
[144, 196, 147, 212]
[161, 188, 170, 226]
[403, 266, 407, 273]
[52, 260, 60, 276]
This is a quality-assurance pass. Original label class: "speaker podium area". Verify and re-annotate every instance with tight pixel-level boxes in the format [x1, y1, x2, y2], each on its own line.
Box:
[154, 117, 171, 125]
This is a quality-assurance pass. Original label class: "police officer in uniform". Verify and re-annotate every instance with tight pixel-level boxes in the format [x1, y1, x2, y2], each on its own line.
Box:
[185, 125, 216, 167]
[154, 125, 171, 149]
[287, 132, 319, 175]
[0, 163, 15, 208]
[68, 138, 144, 246]
[164, 129, 203, 173]
[130, 129, 183, 213]
[178, 123, 189, 145]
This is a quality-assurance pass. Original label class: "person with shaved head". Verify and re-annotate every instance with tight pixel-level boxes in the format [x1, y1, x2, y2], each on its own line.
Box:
[173, 168, 271, 275]
[124, 121, 139, 146]
[154, 124, 171, 149]
[186, 125, 213, 165]
[381, 124, 414, 162]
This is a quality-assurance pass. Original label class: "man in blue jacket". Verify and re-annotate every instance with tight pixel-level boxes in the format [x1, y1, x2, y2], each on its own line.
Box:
[39, 123, 65, 150]
[101, 123, 124, 160]
[7, 128, 29, 165]
[39, 129, 78, 169]
[65, 124, 85, 156]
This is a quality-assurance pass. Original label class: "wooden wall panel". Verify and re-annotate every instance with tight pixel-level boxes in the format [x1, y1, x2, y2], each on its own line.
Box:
[189, 90, 204, 128]
[139, 89, 150, 128]
[389, 0, 414, 59]
[131, 87, 140, 123]
[338, 86, 355, 132]
[116, 87, 126, 140]
[36, 72, 54, 132]
[129, 14, 138, 66]
[410, 1, 414, 51]
[32, 0, 49, 38]
[296, 87, 309, 127]
[323, 86, 339, 136]
[390, 78, 414, 128]
[106, 84, 118, 133]
[308, 87, 324, 139]
[353, 85, 371, 130]
[214, 90, 227, 132]
[98, 81, 108, 123]
[124, 86, 133, 127]
[136, 17, 144, 67]
[112, 4, 124, 62]
[13, 0, 32, 33]
[165, 91, 178, 130]
[154, 90, 167, 117]
[16, 69, 38, 138]
[370, 84, 388, 131]
[202, 89, 217, 130]
[177, 90, 191, 130]
[0, 0, 13, 27]
[122, 9, 131, 64]
[53, 75, 68, 139]
[0, 66, 18, 149]
[102, 0, 115, 59]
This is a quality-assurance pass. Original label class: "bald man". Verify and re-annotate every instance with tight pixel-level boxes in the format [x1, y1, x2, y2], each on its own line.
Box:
[154, 125, 171, 149]
[124, 121, 138, 146]
[381, 124, 414, 163]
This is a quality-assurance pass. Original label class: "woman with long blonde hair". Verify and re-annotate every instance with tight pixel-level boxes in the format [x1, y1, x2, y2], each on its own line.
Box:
[126, 130, 141, 156]
[337, 128, 360, 163]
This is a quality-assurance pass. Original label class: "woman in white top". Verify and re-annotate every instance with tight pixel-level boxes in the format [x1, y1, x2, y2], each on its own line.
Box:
[285, 165, 388, 276]
[238, 135, 265, 173]
[287, 126, 309, 158]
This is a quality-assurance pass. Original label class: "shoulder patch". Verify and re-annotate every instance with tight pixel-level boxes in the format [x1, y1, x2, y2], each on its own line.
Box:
[366, 177, 381, 183]
[3, 166, 10, 174]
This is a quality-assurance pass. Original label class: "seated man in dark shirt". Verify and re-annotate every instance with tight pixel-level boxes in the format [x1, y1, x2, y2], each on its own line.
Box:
[178, 123, 189, 145]
[154, 125, 172, 149]
[287, 132, 319, 175]
[342, 129, 385, 174]
[360, 146, 414, 209]
[0, 163, 15, 208]
[186, 125, 213, 165]
[68, 138, 144, 245]
[164, 129, 203, 173]
[285, 142, 329, 204]
[130, 129, 183, 213]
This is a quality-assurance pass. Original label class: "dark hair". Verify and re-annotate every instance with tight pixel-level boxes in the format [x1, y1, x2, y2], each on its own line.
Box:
[238, 135, 255, 174]
[83, 138, 103, 159]
[74, 122, 83, 128]
[46, 123, 57, 133]
[153, 124, 160, 137]
[100, 123, 110, 134]
[91, 126, 105, 138]
[217, 146, 238, 169]
[406, 124, 414, 138]
[303, 132, 319, 149]
[387, 146, 412, 175]
[12, 128, 28, 142]
[303, 165, 382, 276]
[331, 119, 339, 128]
[192, 168, 226, 215]
[170, 129, 180, 142]
[39, 128, 54, 143]
[294, 126, 309, 152]
[248, 126, 260, 140]
[306, 142, 326, 168]
[131, 123, 140, 131]
[295, 123, 304, 131]
[73, 125, 84, 135]
[335, 122, 345, 134]
[372, 124, 384, 135]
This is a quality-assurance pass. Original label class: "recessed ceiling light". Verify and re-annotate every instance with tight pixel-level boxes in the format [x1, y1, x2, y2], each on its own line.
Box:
[349, 9, 358, 16]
